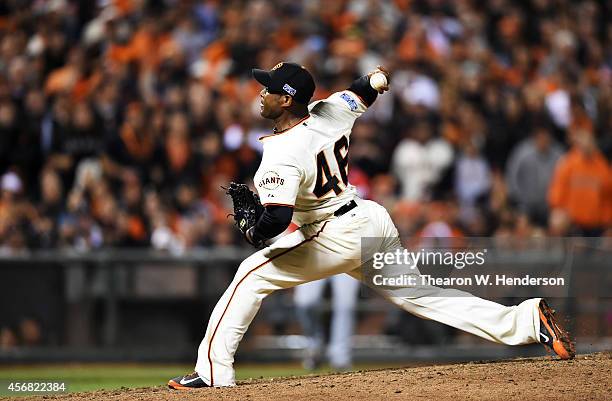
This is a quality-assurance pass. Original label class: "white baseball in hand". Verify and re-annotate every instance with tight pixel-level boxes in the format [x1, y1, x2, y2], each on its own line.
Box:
[370, 72, 388, 91]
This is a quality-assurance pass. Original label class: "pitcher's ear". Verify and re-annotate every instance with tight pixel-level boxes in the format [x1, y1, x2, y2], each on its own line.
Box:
[280, 95, 293, 107]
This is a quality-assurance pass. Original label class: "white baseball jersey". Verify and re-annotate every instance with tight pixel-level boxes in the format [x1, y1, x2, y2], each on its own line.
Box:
[253, 90, 368, 226]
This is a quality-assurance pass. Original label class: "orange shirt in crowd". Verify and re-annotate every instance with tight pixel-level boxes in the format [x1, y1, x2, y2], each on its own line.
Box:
[548, 148, 612, 229]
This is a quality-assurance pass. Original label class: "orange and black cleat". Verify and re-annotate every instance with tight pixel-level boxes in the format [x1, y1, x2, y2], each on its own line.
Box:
[168, 372, 209, 390]
[538, 299, 575, 360]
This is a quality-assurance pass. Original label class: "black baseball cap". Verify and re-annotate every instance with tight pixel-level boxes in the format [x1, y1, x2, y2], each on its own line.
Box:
[252, 62, 315, 104]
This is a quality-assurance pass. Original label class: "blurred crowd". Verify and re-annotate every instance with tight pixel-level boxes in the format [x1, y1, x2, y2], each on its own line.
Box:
[0, 0, 611, 255]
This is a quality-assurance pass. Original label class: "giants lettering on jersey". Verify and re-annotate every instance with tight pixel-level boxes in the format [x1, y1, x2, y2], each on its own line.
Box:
[258, 171, 285, 190]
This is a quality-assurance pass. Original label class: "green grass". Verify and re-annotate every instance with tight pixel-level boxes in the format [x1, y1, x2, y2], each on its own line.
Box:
[0, 364, 191, 393]
[0, 362, 395, 394]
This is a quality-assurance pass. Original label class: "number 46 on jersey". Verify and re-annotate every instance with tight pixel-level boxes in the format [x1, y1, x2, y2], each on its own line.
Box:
[314, 135, 349, 198]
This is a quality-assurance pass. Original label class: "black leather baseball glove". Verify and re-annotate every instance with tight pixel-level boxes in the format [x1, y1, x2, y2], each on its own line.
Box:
[225, 182, 264, 241]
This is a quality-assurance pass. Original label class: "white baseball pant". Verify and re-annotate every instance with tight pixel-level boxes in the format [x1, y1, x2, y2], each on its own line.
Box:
[194, 198, 541, 386]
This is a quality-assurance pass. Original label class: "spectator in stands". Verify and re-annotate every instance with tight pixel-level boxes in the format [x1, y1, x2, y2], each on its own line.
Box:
[103, 102, 162, 185]
[0, 101, 18, 176]
[391, 121, 454, 201]
[32, 169, 64, 248]
[13, 90, 47, 195]
[173, 180, 212, 249]
[57, 188, 102, 251]
[455, 140, 491, 223]
[548, 129, 612, 235]
[506, 126, 563, 226]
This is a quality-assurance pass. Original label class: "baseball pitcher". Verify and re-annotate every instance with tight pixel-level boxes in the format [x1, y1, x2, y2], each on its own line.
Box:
[168, 62, 574, 389]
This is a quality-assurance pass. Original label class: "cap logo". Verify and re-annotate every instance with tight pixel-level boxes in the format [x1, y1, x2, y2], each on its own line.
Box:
[271, 62, 284, 71]
[283, 84, 297, 96]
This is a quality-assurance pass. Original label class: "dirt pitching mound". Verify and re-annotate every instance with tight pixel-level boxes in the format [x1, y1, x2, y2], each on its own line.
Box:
[10, 352, 611, 401]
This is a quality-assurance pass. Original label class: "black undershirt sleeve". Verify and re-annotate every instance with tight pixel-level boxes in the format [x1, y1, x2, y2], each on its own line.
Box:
[251, 205, 294, 242]
[348, 75, 378, 107]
